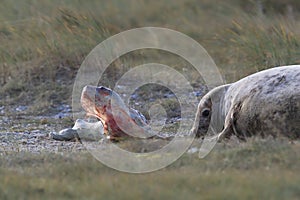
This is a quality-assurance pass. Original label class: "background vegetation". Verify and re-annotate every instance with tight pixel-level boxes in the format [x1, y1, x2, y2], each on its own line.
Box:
[0, 0, 299, 113]
[0, 0, 299, 199]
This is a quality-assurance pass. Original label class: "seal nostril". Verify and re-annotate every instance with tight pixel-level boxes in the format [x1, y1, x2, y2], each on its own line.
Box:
[97, 86, 112, 93]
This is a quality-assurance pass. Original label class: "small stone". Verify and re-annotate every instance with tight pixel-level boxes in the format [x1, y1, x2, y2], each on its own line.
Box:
[40, 118, 48, 125]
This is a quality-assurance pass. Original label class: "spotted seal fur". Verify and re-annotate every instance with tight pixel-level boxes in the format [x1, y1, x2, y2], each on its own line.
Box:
[191, 65, 300, 140]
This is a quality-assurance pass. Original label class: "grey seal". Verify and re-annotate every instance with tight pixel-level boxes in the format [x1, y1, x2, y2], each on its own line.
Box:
[191, 65, 300, 140]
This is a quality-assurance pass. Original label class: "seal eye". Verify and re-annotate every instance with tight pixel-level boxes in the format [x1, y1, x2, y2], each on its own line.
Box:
[201, 109, 210, 117]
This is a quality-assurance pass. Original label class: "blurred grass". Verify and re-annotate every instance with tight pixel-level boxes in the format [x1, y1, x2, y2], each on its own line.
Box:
[0, 0, 299, 113]
[0, 138, 300, 199]
[221, 16, 300, 76]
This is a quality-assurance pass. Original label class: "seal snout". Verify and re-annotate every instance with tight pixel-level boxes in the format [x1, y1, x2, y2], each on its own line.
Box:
[81, 85, 112, 100]
[82, 85, 97, 98]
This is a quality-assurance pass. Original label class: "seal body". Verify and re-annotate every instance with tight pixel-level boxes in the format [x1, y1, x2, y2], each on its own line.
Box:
[192, 65, 300, 140]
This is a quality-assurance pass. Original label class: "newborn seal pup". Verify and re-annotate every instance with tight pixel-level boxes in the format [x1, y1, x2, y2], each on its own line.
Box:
[80, 85, 150, 139]
[191, 65, 300, 140]
[51, 86, 171, 141]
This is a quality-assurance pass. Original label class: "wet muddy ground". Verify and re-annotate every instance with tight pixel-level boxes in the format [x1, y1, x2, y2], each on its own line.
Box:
[0, 105, 85, 154]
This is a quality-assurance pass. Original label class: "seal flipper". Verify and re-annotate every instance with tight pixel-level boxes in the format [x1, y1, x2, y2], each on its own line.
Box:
[50, 128, 80, 141]
[217, 122, 233, 141]
[218, 101, 247, 141]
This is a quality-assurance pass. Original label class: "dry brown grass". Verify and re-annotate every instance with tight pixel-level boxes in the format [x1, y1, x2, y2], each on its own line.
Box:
[1, 0, 299, 112]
